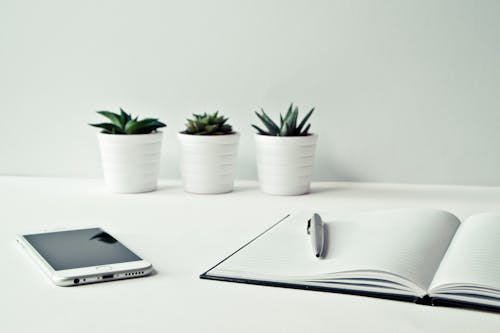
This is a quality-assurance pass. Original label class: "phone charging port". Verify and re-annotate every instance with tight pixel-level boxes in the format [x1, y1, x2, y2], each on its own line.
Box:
[102, 274, 114, 279]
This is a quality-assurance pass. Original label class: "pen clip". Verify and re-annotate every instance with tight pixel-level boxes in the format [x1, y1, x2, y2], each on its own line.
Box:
[308, 213, 325, 259]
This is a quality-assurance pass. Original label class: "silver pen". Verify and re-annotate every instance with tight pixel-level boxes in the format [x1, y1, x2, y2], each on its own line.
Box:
[307, 213, 325, 258]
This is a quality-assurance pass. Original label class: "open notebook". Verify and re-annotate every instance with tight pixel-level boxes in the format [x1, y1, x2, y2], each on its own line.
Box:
[201, 209, 500, 312]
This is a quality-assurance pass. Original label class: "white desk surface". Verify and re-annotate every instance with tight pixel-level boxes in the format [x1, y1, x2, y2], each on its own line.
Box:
[2, 176, 500, 332]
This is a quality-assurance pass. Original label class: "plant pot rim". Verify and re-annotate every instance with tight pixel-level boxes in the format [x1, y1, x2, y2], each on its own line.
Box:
[177, 131, 240, 136]
[254, 133, 317, 140]
[97, 131, 163, 137]
[97, 131, 163, 143]
[177, 131, 240, 142]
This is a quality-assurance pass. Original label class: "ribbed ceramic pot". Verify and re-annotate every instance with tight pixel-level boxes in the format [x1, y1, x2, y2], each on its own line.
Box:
[177, 133, 240, 194]
[97, 132, 163, 193]
[254, 134, 318, 195]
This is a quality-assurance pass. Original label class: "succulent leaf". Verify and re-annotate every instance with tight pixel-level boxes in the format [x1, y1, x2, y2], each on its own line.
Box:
[301, 123, 311, 135]
[285, 103, 293, 120]
[255, 111, 279, 134]
[181, 111, 234, 135]
[90, 109, 166, 134]
[297, 107, 314, 133]
[119, 108, 131, 126]
[251, 103, 314, 136]
[97, 111, 123, 128]
[89, 122, 125, 134]
[251, 124, 267, 135]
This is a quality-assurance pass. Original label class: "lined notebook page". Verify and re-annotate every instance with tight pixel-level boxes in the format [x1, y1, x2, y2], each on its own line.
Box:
[212, 209, 460, 290]
[429, 213, 500, 291]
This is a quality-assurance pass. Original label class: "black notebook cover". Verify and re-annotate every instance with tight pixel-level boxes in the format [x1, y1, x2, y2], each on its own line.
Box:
[200, 214, 499, 313]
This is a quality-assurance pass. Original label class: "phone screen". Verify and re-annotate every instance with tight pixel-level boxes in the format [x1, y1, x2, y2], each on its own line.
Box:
[23, 228, 142, 270]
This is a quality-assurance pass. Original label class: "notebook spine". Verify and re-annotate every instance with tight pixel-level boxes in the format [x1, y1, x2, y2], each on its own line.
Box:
[415, 295, 432, 305]
[430, 297, 500, 313]
[201, 273, 422, 305]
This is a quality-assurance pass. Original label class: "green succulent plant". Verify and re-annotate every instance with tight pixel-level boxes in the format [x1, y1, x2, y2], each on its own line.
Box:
[89, 108, 166, 134]
[252, 103, 314, 136]
[181, 111, 234, 135]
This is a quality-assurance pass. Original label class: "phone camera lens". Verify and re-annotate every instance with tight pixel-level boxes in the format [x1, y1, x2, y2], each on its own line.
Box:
[73, 278, 80, 284]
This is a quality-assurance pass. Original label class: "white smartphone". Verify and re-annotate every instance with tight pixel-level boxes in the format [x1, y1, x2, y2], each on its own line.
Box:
[16, 227, 153, 286]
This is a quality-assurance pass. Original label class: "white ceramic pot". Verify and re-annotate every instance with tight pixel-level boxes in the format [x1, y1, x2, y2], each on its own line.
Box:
[254, 134, 318, 195]
[177, 133, 240, 194]
[97, 132, 163, 193]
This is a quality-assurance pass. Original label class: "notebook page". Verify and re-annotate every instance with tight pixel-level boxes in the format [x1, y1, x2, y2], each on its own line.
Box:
[429, 213, 500, 292]
[211, 209, 460, 291]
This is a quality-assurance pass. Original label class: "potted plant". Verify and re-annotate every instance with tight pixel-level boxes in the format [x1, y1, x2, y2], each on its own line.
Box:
[90, 109, 166, 193]
[252, 103, 317, 195]
[177, 111, 239, 194]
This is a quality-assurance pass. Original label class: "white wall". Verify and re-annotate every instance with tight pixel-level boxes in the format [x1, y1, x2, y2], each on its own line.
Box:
[1, 0, 499, 185]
